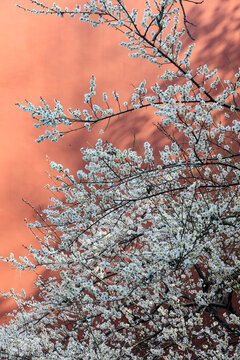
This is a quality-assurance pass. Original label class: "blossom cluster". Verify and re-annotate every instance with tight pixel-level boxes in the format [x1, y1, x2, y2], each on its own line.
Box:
[1, 136, 239, 358]
[0, 0, 239, 359]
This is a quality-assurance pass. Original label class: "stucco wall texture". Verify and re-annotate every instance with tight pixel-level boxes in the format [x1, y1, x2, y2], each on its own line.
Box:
[0, 0, 239, 316]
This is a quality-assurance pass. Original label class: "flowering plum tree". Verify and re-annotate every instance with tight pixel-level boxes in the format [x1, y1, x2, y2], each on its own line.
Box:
[0, 0, 240, 359]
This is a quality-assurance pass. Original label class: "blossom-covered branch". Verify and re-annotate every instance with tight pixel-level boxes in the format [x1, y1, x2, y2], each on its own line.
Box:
[0, 0, 239, 359]
[16, 0, 240, 142]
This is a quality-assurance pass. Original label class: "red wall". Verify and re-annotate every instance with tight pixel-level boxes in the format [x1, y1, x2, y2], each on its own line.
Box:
[0, 0, 239, 316]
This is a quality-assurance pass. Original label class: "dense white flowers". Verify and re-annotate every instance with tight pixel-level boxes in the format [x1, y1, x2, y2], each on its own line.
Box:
[1, 0, 240, 359]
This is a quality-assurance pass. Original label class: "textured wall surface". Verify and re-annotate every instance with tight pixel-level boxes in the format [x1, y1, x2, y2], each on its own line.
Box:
[0, 0, 239, 316]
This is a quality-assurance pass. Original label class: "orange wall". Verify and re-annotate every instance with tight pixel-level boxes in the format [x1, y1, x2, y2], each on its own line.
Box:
[0, 0, 239, 316]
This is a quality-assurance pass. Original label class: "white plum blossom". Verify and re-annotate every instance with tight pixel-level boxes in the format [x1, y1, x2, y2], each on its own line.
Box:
[0, 0, 240, 359]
